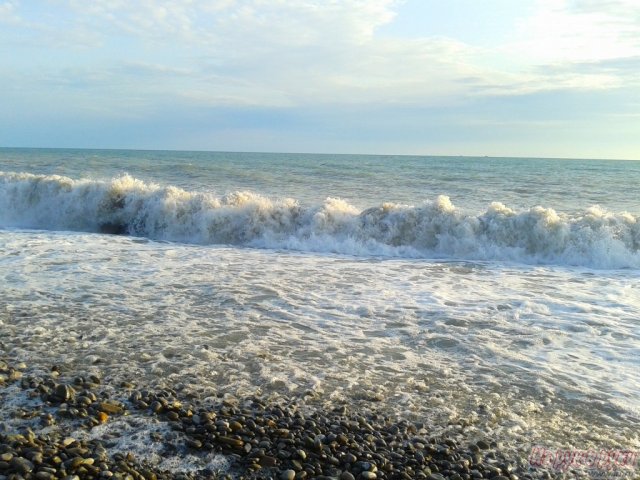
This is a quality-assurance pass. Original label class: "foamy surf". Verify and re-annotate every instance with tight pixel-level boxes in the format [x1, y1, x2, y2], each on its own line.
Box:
[2, 149, 640, 477]
[1, 229, 638, 466]
[1, 171, 639, 268]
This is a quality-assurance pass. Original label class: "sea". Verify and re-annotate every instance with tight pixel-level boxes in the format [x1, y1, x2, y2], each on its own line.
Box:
[1, 148, 639, 471]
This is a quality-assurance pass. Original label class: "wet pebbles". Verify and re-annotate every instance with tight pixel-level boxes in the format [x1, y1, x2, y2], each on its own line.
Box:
[1, 359, 548, 479]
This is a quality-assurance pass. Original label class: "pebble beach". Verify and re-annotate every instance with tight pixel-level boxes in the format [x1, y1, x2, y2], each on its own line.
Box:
[1, 358, 561, 480]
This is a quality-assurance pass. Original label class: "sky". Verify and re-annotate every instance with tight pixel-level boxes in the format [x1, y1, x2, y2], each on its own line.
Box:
[0, 0, 639, 159]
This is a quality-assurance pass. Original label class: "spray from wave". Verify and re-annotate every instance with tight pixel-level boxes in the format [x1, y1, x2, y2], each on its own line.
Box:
[1, 171, 639, 268]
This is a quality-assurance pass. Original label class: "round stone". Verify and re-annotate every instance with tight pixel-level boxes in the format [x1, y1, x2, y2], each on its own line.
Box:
[54, 384, 75, 402]
[476, 440, 490, 450]
[186, 438, 202, 449]
[11, 457, 34, 474]
[281, 470, 296, 480]
[344, 453, 357, 463]
[166, 411, 180, 421]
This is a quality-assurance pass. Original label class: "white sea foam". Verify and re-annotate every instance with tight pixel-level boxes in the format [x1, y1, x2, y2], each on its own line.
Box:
[1, 229, 639, 455]
[76, 419, 230, 474]
[1, 171, 639, 268]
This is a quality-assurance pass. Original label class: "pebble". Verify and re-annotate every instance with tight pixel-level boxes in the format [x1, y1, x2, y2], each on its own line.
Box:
[35, 472, 55, 480]
[11, 457, 34, 474]
[53, 384, 75, 402]
[281, 469, 296, 480]
[259, 455, 278, 467]
[62, 437, 76, 446]
[428, 474, 446, 480]
[186, 438, 202, 449]
[96, 412, 109, 424]
[98, 402, 123, 414]
[344, 453, 357, 463]
[166, 411, 180, 421]
[476, 439, 491, 450]
[217, 436, 244, 448]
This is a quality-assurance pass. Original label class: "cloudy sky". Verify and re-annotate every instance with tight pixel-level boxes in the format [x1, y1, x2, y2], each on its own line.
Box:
[1, 0, 639, 158]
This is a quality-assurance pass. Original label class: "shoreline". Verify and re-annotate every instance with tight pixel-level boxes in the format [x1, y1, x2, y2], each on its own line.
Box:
[1, 358, 607, 480]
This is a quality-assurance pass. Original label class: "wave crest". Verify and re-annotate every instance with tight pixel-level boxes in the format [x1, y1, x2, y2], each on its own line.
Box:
[2, 171, 639, 268]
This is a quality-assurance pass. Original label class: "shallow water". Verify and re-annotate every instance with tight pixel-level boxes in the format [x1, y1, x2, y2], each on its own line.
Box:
[1, 230, 639, 454]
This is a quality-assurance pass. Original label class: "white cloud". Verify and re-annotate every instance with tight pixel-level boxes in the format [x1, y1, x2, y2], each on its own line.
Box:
[0, 0, 21, 24]
[1, 0, 639, 115]
[0, 0, 15, 15]
[14, 1, 472, 108]
[63, 0, 400, 46]
[508, 0, 640, 64]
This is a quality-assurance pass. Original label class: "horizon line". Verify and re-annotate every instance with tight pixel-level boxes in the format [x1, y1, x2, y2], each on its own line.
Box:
[0, 145, 637, 162]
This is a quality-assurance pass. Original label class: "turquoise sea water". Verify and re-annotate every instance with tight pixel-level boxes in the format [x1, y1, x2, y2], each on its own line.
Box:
[1, 148, 639, 473]
[2, 147, 639, 213]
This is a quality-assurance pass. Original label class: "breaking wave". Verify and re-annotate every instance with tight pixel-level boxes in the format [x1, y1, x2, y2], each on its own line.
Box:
[1, 171, 639, 268]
